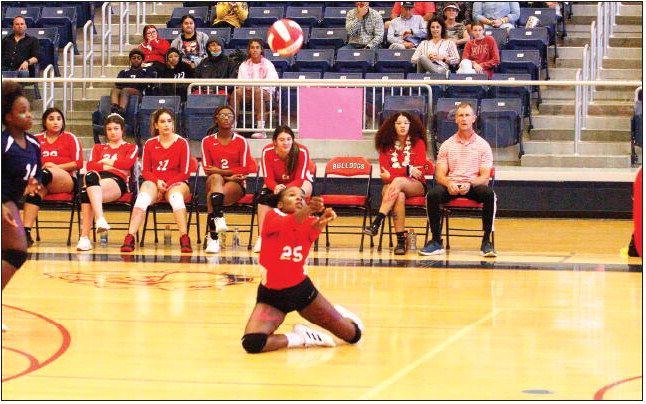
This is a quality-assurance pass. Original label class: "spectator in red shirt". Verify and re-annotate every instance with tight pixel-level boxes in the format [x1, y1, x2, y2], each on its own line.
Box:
[22, 108, 83, 247]
[201, 105, 256, 254]
[457, 21, 500, 78]
[386, 1, 436, 29]
[363, 112, 429, 255]
[138, 25, 170, 75]
[120, 108, 194, 253]
[254, 126, 313, 253]
[241, 187, 363, 354]
[76, 114, 138, 251]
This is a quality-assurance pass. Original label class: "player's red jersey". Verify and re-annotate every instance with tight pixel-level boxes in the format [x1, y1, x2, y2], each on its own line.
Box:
[141, 135, 191, 184]
[261, 143, 312, 190]
[201, 132, 255, 175]
[34, 131, 83, 174]
[259, 208, 322, 289]
[378, 138, 427, 184]
[86, 142, 139, 182]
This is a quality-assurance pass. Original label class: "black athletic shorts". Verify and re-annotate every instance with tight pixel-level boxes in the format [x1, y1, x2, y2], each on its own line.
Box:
[256, 276, 319, 314]
[98, 171, 128, 195]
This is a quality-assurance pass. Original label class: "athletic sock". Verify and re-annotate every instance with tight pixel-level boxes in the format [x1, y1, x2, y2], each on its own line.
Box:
[207, 214, 217, 240]
[285, 332, 305, 348]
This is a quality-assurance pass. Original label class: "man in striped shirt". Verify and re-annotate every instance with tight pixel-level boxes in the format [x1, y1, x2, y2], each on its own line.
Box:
[420, 102, 497, 257]
[342, 2, 385, 50]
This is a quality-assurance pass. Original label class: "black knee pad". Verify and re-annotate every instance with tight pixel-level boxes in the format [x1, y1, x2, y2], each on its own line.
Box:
[255, 188, 276, 206]
[346, 323, 362, 344]
[79, 188, 90, 203]
[84, 171, 101, 187]
[241, 333, 268, 354]
[210, 192, 225, 208]
[24, 193, 42, 206]
[2, 248, 28, 269]
[41, 168, 52, 186]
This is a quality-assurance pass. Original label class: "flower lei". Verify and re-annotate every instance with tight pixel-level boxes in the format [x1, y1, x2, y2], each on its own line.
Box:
[391, 138, 411, 169]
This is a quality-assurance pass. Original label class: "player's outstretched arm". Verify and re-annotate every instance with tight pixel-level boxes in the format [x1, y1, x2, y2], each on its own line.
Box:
[312, 208, 337, 230]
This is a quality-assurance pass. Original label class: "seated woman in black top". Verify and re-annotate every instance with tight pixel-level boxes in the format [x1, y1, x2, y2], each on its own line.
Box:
[159, 47, 195, 101]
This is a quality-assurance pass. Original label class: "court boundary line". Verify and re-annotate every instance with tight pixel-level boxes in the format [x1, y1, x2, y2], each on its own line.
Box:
[359, 308, 501, 400]
[593, 376, 642, 400]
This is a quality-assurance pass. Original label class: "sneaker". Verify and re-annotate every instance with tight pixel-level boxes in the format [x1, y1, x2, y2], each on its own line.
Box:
[419, 240, 445, 256]
[394, 238, 407, 255]
[25, 230, 34, 248]
[120, 234, 135, 253]
[95, 216, 111, 233]
[180, 234, 193, 253]
[2, 324, 7, 332]
[292, 324, 336, 348]
[214, 216, 229, 233]
[362, 221, 381, 237]
[251, 131, 267, 139]
[480, 240, 497, 257]
[205, 236, 221, 254]
[76, 236, 93, 251]
[334, 305, 364, 332]
[253, 237, 262, 253]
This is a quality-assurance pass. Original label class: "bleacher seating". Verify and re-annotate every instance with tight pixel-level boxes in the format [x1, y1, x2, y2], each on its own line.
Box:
[382, 95, 429, 128]
[137, 96, 182, 142]
[484, 28, 508, 52]
[478, 98, 524, 156]
[334, 49, 376, 75]
[167, 7, 210, 28]
[433, 97, 478, 154]
[518, 7, 559, 62]
[285, 6, 323, 28]
[196, 27, 231, 47]
[445, 73, 489, 99]
[40, 6, 77, 54]
[374, 49, 415, 75]
[507, 27, 550, 80]
[490, 73, 533, 129]
[406, 72, 447, 106]
[245, 6, 284, 26]
[157, 27, 182, 42]
[322, 72, 362, 80]
[2, 7, 41, 27]
[282, 71, 322, 80]
[308, 27, 347, 49]
[321, 6, 351, 27]
[92, 95, 139, 142]
[498, 49, 543, 105]
[184, 94, 228, 141]
[294, 49, 334, 73]
[229, 27, 269, 49]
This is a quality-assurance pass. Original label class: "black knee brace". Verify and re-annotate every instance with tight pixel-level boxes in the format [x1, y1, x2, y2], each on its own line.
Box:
[346, 323, 362, 344]
[255, 188, 275, 206]
[84, 171, 101, 187]
[241, 333, 268, 354]
[2, 248, 28, 269]
[210, 192, 225, 213]
[79, 188, 90, 203]
[24, 193, 42, 206]
[41, 168, 52, 186]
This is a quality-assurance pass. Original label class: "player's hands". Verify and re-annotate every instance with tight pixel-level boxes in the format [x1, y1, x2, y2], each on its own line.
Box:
[409, 166, 424, 181]
[313, 207, 337, 230]
[2, 203, 18, 228]
[458, 182, 470, 195]
[447, 181, 461, 195]
[23, 177, 41, 196]
[307, 196, 325, 213]
[231, 174, 247, 182]
[472, 62, 484, 73]
[19, 61, 29, 71]
[380, 166, 391, 181]
[274, 184, 286, 194]
[156, 179, 168, 192]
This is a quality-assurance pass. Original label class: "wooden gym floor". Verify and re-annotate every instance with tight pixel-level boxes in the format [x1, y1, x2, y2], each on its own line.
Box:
[1, 212, 642, 400]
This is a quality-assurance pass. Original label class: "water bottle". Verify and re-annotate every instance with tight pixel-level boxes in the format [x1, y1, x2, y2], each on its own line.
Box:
[408, 229, 417, 251]
[232, 226, 241, 249]
[100, 231, 108, 247]
[164, 225, 172, 246]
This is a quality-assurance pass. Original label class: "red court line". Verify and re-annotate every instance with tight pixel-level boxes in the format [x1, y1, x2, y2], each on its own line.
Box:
[1, 304, 72, 383]
[593, 376, 642, 400]
[1, 346, 40, 380]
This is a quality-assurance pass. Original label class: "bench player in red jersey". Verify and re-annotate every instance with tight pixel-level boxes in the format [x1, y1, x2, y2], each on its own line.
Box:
[120, 108, 194, 253]
[241, 187, 363, 353]
[254, 125, 313, 253]
[22, 107, 83, 246]
[201, 105, 256, 253]
[76, 114, 138, 251]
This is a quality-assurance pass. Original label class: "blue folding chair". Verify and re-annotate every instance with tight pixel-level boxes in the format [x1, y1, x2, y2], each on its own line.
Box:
[508, 27, 550, 80]
[490, 73, 533, 129]
[57, 2, 95, 28]
[631, 88, 642, 165]
[484, 27, 508, 52]
[374, 49, 415, 75]
[322, 72, 362, 80]
[157, 28, 182, 42]
[264, 52, 295, 76]
[184, 94, 228, 141]
[407, 72, 447, 107]
[479, 98, 524, 157]
[282, 71, 322, 80]
[92, 95, 139, 142]
[381, 95, 429, 128]
[245, 6, 284, 26]
[334, 49, 376, 76]
[446, 73, 489, 100]
[2, 7, 40, 28]
[498, 49, 542, 105]
[365, 73, 405, 120]
[433, 98, 478, 156]
[321, 6, 351, 27]
[308, 27, 347, 49]
[40, 7, 78, 54]
[293, 49, 334, 73]
[518, 7, 558, 62]
[196, 27, 231, 47]
[229, 27, 269, 49]
[167, 7, 209, 28]
[371, 6, 390, 21]
[25, 27, 60, 76]
[285, 6, 323, 28]
[137, 96, 182, 142]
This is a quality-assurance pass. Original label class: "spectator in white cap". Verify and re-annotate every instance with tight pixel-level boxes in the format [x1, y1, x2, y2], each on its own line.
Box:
[387, 2, 427, 49]
[443, 3, 470, 50]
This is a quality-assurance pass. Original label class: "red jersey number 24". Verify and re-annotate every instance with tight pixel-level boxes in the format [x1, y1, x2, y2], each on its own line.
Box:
[280, 246, 303, 263]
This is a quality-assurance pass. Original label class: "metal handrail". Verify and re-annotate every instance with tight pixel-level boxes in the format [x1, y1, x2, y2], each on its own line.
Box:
[581, 44, 589, 122]
[136, 2, 147, 34]
[82, 20, 94, 98]
[41, 64, 55, 112]
[62, 42, 75, 116]
[574, 69, 582, 155]
[119, 2, 131, 55]
[101, 2, 113, 77]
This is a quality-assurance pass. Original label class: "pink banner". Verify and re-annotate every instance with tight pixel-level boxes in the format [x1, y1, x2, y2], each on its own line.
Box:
[298, 87, 363, 140]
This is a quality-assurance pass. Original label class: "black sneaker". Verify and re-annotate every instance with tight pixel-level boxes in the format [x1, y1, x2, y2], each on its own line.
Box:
[394, 239, 406, 255]
[363, 221, 381, 237]
[25, 229, 34, 248]
[480, 240, 497, 257]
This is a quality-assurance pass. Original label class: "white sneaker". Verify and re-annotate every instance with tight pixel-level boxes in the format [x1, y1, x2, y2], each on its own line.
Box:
[334, 305, 364, 332]
[205, 236, 221, 254]
[214, 216, 229, 233]
[76, 236, 93, 251]
[95, 216, 111, 233]
[253, 237, 262, 253]
[292, 324, 336, 348]
[2, 324, 7, 332]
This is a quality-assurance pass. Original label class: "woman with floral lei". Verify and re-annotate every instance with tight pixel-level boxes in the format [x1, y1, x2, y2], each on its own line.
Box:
[363, 112, 428, 254]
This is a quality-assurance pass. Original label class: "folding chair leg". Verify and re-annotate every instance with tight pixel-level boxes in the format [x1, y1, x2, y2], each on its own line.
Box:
[387, 215, 393, 248]
[152, 209, 159, 244]
[35, 217, 41, 241]
[194, 204, 201, 244]
[444, 210, 451, 250]
[359, 209, 368, 252]
[325, 221, 330, 248]
[66, 201, 75, 246]
[140, 208, 150, 247]
[377, 219, 385, 252]
[247, 207, 256, 250]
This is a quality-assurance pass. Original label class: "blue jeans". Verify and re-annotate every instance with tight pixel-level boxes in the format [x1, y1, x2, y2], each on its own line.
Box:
[339, 43, 368, 50]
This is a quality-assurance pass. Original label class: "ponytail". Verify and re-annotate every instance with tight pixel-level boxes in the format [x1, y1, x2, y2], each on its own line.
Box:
[272, 125, 299, 175]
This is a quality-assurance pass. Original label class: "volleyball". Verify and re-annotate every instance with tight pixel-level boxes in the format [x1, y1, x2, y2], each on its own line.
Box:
[267, 19, 304, 56]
